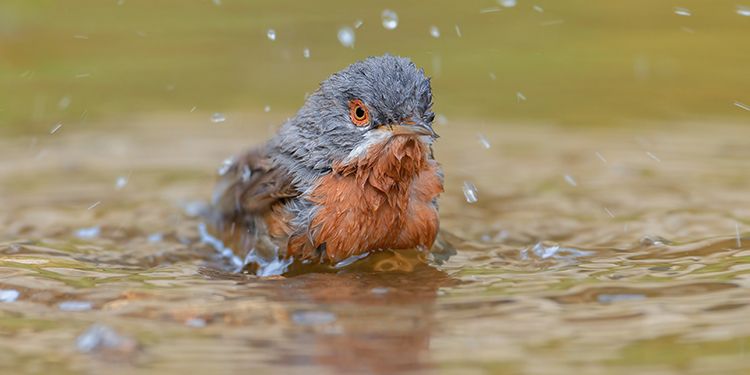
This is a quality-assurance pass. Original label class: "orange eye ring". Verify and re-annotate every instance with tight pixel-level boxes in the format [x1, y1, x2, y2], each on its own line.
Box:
[348, 99, 370, 127]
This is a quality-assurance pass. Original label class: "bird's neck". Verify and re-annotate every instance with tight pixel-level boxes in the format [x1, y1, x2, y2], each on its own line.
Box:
[332, 136, 430, 194]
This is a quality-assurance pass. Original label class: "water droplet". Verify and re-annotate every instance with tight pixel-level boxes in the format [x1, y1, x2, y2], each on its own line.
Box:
[734, 101, 750, 112]
[673, 7, 691, 16]
[292, 310, 336, 326]
[266, 29, 276, 41]
[337, 26, 355, 48]
[148, 233, 163, 243]
[595, 151, 607, 163]
[533, 5, 544, 13]
[477, 133, 491, 149]
[516, 92, 527, 102]
[50, 123, 63, 135]
[212, 0, 221, 5]
[604, 207, 615, 218]
[77, 324, 136, 354]
[738, 6, 750, 16]
[480, 7, 501, 14]
[454, 24, 462, 37]
[0, 290, 20, 303]
[58, 96, 71, 110]
[303, 48, 310, 59]
[87, 201, 101, 210]
[264, 105, 271, 113]
[499, 0, 517, 8]
[185, 318, 206, 328]
[381, 9, 398, 30]
[429, 25, 440, 38]
[210, 112, 226, 123]
[462, 181, 478, 203]
[645, 151, 661, 162]
[489, 72, 496, 80]
[354, 19, 364, 29]
[218, 158, 234, 176]
[75, 226, 100, 239]
[564, 175, 577, 186]
[115, 176, 128, 189]
[59, 301, 93, 312]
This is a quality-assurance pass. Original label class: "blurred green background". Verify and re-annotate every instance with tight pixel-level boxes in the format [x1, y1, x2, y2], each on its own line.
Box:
[1, 0, 749, 135]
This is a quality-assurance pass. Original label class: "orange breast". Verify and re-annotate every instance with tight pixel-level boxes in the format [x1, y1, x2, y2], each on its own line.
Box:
[287, 136, 443, 263]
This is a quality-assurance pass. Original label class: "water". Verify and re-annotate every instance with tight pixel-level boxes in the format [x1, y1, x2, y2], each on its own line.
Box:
[266, 29, 276, 41]
[210, 112, 226, 124]
[337, 26, 355, 48]
[673, 7, 692, 17]
[429, 25, 440, 38]
[1, 120, 750, 373]
[381, 9, 399, 30]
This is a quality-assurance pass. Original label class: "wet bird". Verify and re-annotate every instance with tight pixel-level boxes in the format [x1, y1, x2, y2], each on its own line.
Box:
[210, 55, 444, 271]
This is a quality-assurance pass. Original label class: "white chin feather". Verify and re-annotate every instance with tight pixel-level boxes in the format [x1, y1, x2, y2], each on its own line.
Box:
[344, 130, 433, 164]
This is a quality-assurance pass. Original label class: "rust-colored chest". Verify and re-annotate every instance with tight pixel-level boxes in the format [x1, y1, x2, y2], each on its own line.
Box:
[288, 136, 443, 262]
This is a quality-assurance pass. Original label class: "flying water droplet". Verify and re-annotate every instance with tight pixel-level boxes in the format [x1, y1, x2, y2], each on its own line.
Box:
[462, 181, 479, 203]
[673, 7, 691, 16]
[75, 226, 100, 239]
[337, 27, 355, 48]
[58, 96, 71, 110]
[734, 101, 750, 111]
[564, 175, 577, 187]
[266, 29, 276, 41]
[59, 301, 93, 312]
[533, 5, 544, 13]
[429, 25, 440, 38]
[148, 233, 163, 243]
[264, 105, 271, 113]
[738, 6, 750, 16]
[516, 92, 527, 102]
[477, 133, 491, 149]
[115, 176, 128, 189]
[210, 112, 226, 123]
[292, 310, 336, 326]
[354, 19, 364, 29]
[218, 158, 234, 176]
[303, 48, 310, 59]
[50, 123, 63, 134]
[381, 9, 399, 30]
[499, 0, 517, 8]
[76, 324, 137, 354]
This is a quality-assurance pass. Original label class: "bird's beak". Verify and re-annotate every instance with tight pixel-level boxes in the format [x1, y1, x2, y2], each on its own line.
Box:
[378, 121, 438, 138]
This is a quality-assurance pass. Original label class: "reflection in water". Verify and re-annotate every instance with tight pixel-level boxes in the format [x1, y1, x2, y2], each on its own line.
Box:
[245, 266, 455, 373]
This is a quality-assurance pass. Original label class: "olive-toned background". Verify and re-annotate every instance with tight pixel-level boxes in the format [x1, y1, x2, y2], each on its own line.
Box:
[2, 0, 749, 134]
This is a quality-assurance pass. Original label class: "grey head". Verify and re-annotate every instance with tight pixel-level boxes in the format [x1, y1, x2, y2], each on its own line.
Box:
[271, 54, 436, 188]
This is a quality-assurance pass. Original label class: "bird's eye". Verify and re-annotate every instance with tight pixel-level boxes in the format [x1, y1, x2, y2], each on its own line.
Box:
[348, 99, 370, 127]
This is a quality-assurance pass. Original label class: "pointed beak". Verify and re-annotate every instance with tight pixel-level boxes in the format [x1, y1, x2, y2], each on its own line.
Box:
[378, 121, 438, 138]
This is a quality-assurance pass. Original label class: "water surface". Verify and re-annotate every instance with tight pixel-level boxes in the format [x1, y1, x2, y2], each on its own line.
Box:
[1, 119, 749, 374]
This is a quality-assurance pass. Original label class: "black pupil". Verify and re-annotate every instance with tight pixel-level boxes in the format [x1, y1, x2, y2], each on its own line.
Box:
[355, 106, 365, 119]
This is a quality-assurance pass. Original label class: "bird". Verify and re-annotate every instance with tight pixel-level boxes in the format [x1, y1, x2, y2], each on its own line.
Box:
[209, 55, 444, 273]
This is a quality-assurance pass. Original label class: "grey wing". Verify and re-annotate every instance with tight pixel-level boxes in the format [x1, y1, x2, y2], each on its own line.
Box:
[209, 147, 299, 263]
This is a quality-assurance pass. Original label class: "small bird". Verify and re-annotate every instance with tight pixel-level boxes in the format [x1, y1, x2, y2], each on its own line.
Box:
[210, 55, 443, 271]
